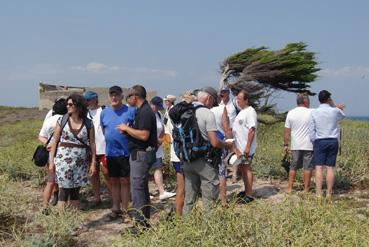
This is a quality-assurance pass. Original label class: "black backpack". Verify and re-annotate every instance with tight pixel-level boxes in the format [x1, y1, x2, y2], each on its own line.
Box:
[169, 101, 210, 162]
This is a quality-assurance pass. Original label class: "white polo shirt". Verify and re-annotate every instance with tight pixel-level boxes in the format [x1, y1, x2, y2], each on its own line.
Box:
[232, 106, 257, 155]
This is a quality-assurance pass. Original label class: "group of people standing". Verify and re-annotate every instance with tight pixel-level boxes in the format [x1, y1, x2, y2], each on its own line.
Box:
[284, 90, 345, 199]
[38, 83, 345, 234]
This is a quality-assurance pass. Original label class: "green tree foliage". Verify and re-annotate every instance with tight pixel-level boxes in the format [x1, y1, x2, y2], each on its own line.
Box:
[219, 42, 320, 114]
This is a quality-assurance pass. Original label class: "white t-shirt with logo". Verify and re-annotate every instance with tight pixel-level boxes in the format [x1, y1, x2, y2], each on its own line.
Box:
[88, 107, 106, 155]
[232, 106, 257, 155]
[156, 112, 164, 158]
[285, 106, 313, 151]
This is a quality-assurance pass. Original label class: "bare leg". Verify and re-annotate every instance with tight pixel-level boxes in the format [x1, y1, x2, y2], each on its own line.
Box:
[232, 164, 239, 183]
[287, 170, 297, 193]
[315, 165, 324, 196]
[175, 172, 185, 216]
[240, 164, 253, 196]
[303, 170, 312, 193]
[326, 166, 335, 199]
[154, 168, 165, 195]
[100, 164, 112, 195]
[69, 200, 80, 209]
[111, 178, 121, 212]
[219, 177, 227, 206]
[90, 170, 101, 203]
[57, 201, 66, 210]
[42, 182, 55, 209]
[120, 177, 130, 213]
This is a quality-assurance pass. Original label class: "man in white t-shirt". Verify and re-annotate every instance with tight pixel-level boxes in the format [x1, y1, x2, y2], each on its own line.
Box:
[211, 94, 233, 206]
[84, 91, 111, 207]
[284, 93, 313, 193]
[232, 89, 257, 203]
[219, 87, 237, 128]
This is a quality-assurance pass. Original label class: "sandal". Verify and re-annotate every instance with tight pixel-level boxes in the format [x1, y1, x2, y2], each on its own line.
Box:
[107, 210, 123, 221]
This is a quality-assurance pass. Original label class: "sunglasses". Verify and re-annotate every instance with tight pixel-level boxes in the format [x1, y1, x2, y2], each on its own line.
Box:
[66, 103, 75, 107]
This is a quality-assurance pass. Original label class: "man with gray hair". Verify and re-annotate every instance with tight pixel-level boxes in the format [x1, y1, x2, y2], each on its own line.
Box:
[182, 87, 231, 215]
[284, 93, 313, 193]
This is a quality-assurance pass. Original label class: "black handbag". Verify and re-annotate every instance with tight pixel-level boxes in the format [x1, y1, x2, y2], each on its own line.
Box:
[32, 134, 53, 167]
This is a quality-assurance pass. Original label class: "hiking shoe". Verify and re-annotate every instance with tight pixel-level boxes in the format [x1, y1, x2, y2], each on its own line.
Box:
[159, 191, 176, 200]
[50, 191, 58, 206]
[237, 195, 254, 204]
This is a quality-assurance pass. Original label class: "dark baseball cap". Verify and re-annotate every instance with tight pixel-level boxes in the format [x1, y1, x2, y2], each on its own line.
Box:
[109, 85, 123, 95]
[201, 86, 219, 107]
[150, 96, 164, 110]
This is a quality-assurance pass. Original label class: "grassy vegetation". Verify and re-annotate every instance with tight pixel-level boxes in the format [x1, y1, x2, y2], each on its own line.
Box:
[111, 198, 369, 247]
[0, 120, 44, 183]
[0, 110, 368, 246]
[253, 120, 369, 189]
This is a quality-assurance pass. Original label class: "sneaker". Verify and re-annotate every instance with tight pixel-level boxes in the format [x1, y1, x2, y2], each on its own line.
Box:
[50, 191, 58, 206]
[159, 191, 176, 200]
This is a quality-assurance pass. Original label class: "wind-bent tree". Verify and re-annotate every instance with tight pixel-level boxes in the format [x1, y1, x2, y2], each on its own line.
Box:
[219, 42, 320, 117]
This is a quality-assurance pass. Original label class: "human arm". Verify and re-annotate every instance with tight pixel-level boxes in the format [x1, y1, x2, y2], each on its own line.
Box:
[283, 128, 291, 154]
[243, 127, 256, 157]
[38, 136, 48, 145]
[208, 130, 231, 149]
[88, 126, 97, 176]
[116, 124, 150, 141]
[222, 106, 233, 139]
[48, 123, 61, 171]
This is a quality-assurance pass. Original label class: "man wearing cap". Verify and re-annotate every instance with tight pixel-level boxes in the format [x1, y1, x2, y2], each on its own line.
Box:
[117, 85, 157, 233]
[309, 90, 345, 199]
[183, 86, 231, 215]
[149, 96, 176, 200]
[84, 91, 111, 207]
[100, 86, 136, 221]
[233, 89, 257, 203]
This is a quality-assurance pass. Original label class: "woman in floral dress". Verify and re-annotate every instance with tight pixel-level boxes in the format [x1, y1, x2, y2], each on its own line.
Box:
[49, 94, 96, 209]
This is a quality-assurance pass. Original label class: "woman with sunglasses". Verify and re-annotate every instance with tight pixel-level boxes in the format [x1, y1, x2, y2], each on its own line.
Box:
[49, 94, 96, 209]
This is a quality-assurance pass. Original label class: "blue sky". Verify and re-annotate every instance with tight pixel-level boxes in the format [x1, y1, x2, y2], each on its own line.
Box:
[0, 0, 368, 115]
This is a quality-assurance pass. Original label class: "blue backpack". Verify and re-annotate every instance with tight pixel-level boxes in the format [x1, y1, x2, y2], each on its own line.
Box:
[169, 102, 210, 162]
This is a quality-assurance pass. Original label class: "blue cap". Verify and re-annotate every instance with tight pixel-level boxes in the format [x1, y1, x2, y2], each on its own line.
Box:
[150, 96, 164, 110]
[83, 91, 98, 100]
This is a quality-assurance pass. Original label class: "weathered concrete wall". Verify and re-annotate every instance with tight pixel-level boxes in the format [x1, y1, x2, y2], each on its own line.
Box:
[39, 83, 156, 110]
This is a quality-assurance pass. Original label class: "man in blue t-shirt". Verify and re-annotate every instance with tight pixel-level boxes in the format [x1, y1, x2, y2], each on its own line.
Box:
[100, 86, 135, 221]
